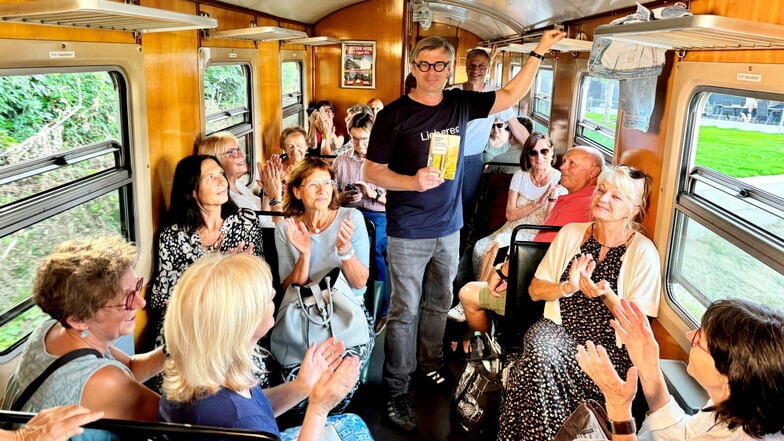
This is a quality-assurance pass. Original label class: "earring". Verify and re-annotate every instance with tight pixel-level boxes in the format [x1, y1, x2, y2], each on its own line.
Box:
[80, 330, 89, 338]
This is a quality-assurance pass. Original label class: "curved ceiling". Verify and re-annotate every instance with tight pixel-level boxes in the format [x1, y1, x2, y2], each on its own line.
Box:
[217, 0, 641, 41]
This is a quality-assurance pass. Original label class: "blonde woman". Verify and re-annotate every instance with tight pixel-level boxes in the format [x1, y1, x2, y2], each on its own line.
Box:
[159, 253, 373, 441]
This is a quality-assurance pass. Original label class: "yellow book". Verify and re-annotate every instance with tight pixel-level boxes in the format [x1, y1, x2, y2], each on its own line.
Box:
[427, 132, 461, 180]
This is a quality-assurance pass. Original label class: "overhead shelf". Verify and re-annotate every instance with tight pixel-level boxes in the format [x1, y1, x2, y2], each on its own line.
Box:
[0, 0, 217, 34]
[594, 15, 784, 50]
[286, 36, 342, 46]
[212, 26, 307, 42]
[499, 38, 593, 53]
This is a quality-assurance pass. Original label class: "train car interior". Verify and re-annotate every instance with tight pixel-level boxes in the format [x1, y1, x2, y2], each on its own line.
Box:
[0, 0, 782, 439]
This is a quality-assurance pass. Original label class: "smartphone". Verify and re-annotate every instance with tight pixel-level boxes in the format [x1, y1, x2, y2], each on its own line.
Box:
[345, 183, 358, 192]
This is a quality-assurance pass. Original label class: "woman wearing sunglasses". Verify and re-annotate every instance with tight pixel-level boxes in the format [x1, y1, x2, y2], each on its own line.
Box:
[482, 118, 513, 163]
[577, 298, 784, 440]
[470, 131, 563, 278]
[498, 166, 661, 441]
[1, 237, 164, 440]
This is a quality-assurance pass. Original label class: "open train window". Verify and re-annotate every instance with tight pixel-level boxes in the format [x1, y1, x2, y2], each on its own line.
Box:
[204, 62, 254, 168]
[575, 75, 619, 153]
[668, 89, 784, 322]
[282, 60, 304, 128]
[531, 66, 553, 133]
[0, 69, 133, 353]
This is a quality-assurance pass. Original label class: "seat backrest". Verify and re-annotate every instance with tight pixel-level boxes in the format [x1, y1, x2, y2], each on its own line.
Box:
[362, 216, 379, 318]
[500, 224, 561, 347]
[0, 410, 281, 441]
[259, 225, 283, 306]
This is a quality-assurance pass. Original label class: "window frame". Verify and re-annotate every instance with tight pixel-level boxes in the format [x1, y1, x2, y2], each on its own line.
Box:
[202, 61, 255, 167]
[530, 63, 554, 133]
[574, 73, 619, 154]
[281, 59, 305, 128]
[665, 86, 784, 325]
[0, 39, 152, 359]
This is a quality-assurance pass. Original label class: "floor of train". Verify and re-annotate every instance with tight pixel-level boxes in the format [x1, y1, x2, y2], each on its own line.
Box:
[346, 321, 483, 441]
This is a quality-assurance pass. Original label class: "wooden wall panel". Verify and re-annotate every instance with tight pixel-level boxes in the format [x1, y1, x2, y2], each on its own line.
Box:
[313, 0, 405, 134]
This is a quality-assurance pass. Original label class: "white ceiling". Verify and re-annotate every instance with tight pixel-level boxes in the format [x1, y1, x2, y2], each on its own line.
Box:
[216, 0, 642, 41]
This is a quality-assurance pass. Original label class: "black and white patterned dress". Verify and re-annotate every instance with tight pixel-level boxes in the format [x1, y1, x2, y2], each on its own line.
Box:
[498, 234, 632, 441]
[147, 208, 264, 390]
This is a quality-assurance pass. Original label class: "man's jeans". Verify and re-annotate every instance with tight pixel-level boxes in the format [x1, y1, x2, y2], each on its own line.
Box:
[383, 231, 459, 395]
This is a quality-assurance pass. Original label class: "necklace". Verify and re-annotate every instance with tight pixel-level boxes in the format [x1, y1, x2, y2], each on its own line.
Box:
[530, 168, 553, 187]
[199, 228, 224, 249]
[302, 211, 336, 234]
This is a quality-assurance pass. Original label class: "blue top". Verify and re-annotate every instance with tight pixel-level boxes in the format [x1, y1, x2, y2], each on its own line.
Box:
[448, 83, 516, 156]
[366, 89, 495, 239]
[158, 385, 280, 439]
[275, 206, 370, 296]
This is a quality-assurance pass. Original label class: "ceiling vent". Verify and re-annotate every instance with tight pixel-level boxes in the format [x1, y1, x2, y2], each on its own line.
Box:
[0, 0, 217, 34]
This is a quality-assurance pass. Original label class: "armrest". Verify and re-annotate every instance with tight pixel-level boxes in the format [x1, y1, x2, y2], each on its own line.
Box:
[659, 359, 709, 415]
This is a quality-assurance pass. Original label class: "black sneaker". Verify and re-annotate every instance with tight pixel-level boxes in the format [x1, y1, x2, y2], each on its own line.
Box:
[387, 393, 416, 431]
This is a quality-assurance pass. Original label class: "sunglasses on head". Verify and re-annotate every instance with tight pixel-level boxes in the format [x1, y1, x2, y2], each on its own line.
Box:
[627, 168, 648, 180]
[526, 148, 550, 157]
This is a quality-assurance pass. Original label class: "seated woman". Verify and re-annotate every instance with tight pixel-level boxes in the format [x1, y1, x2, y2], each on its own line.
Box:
[148, 155, 264, 388]
[159, 253, 373, 441]
[482, 118, 513, 163]
[275, 157, 373, 413]
[1, 237, 164, 440]
[196, 131, 283, 226]
[577, 298, 784, 440]
[471, 131, 562, 278]
[278, 127, 309, 184]
[307, 100, 346, 156]
[497, 166, 661, 441]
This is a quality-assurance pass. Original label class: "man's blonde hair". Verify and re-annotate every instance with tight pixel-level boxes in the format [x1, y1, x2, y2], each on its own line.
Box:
[162, 253, 274, 402]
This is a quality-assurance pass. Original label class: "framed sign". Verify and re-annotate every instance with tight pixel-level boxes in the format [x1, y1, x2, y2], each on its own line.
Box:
[341, 40, 376, 89]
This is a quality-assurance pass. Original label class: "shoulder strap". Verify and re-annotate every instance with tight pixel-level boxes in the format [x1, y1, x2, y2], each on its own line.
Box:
[10, 348, 102, 411]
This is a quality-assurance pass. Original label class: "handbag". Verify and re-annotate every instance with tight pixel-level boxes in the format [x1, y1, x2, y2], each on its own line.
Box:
[451, 332, 503, 436]
[554, 400, 611, 441]
[270, 267, 370, 367]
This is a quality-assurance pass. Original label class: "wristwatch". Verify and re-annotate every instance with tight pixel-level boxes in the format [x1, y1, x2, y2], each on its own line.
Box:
[608, 419, 636, 435]
[529, 50, 545, 61]
[495, 263, 508, 281]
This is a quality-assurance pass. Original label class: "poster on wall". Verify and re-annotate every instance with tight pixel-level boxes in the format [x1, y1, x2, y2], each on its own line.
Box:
[341, 40, 376, 89]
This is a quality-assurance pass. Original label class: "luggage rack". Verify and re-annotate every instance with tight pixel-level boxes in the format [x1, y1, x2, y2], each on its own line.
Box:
[594, 15, 784, 50]
[0, 0, 217, 34]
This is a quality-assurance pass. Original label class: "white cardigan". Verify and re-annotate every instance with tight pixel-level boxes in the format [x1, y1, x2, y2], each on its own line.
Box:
[533, 222, 662, 325]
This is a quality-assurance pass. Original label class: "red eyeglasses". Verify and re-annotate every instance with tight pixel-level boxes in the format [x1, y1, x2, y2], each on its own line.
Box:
[103, 277, 144, 311]
[689, 328, 710, 354]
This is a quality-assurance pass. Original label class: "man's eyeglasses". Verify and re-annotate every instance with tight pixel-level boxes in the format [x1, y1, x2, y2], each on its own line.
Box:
[527, 148, 550, 157]
[104, 277, 144, 311]
[302, 179, 336, 191]
[689, 328, 710, 354]
[492, 123, 505, 129]
[222, 148, 243, 158]
[351, 136, 370, 145]
[412, 60, 448, 72]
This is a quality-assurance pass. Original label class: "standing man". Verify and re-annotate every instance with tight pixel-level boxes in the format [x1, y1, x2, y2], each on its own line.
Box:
[363, 30, 564, 432]
[451, 49, 531, 222]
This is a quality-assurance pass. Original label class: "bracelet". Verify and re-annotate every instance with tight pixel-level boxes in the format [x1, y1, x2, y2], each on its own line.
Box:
[269, 198, 281, 206]
[338, 247, 355, 261]
[529, 50, 545, 61]
[560, 281, 576, 297]
[608, 419, 636, 435]
[374, 189, 383, 201]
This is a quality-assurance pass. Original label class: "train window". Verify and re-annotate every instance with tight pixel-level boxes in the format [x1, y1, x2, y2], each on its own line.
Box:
[494, 62, 503, 88]
[575, 76, 619, 152]
[0, 70, 133, 353]
[668, 90, 784, 322]
[282, 60, 304, 128]
[204, 63, 254, 166]
[531, 67, 553, 133]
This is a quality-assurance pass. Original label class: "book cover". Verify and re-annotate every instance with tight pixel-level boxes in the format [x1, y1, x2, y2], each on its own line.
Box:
[427, 132, 460, 180]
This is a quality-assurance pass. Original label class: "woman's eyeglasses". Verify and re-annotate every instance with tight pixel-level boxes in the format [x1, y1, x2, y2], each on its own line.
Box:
[689, 328, 710, 354]
[222, 148, 243, 158]
[303, 179, 336, 191]
[492, 123, 505, 129]
[527, 148, 550, 157]
[104, 277, 144, 311]
[412, 60, 448, 72]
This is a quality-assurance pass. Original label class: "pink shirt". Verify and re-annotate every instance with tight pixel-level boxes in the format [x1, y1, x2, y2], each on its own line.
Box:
[534, 184, 596, 242]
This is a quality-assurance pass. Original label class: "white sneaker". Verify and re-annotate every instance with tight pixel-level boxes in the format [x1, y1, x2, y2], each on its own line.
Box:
[448, 303, 466, 322]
